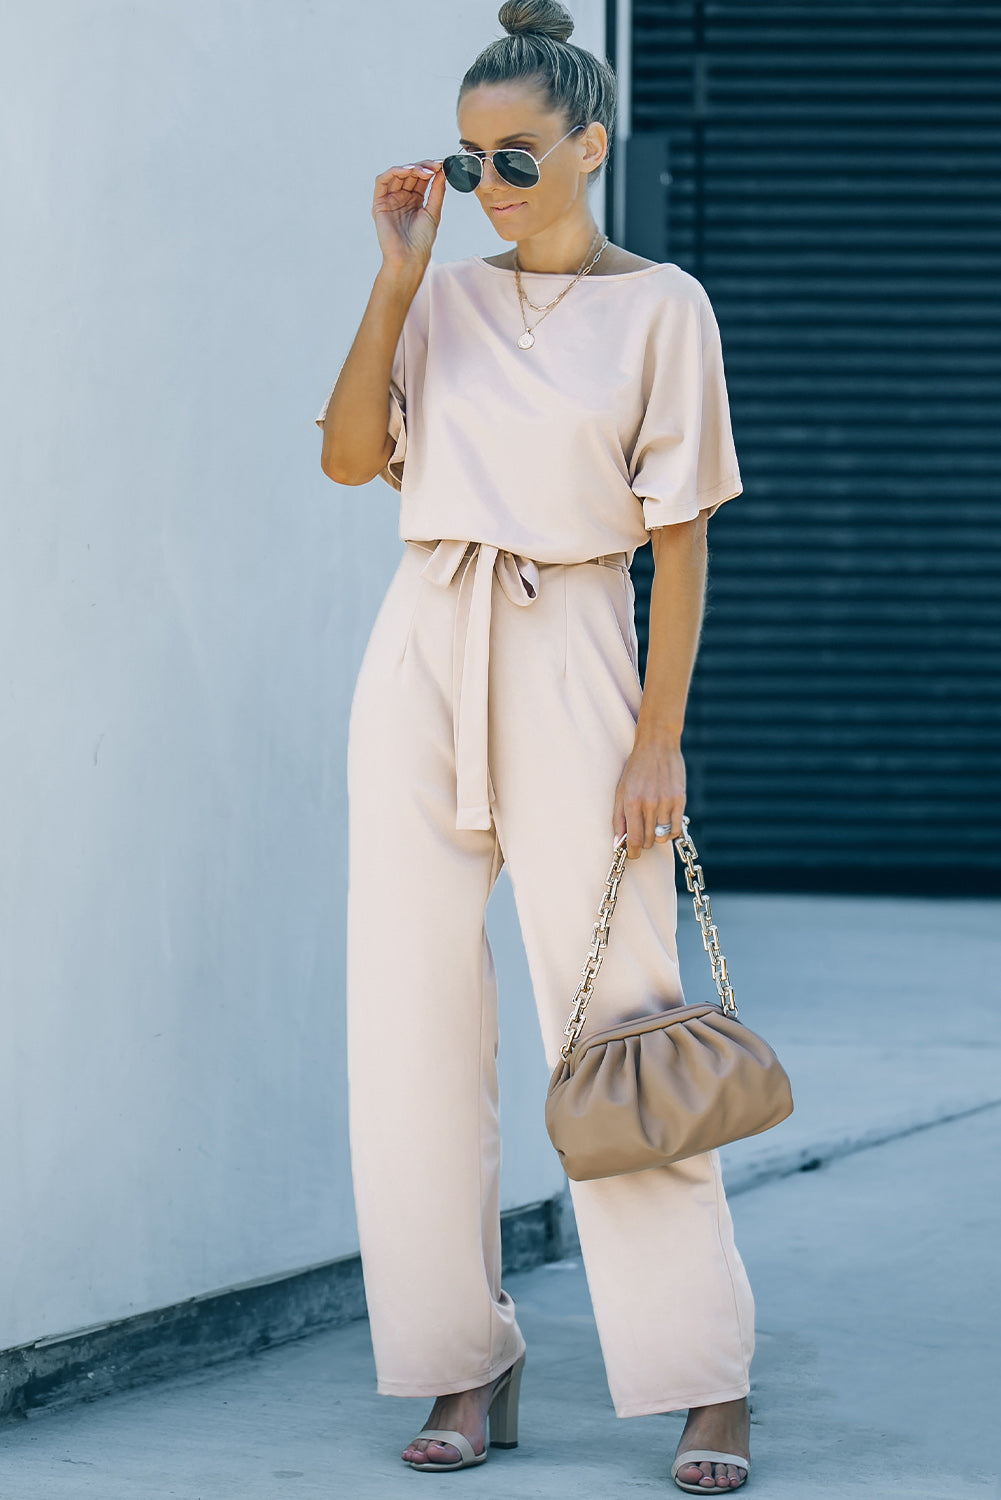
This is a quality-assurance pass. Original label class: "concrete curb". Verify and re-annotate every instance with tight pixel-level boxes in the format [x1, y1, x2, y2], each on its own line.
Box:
[720, 1095, 1001, 1195]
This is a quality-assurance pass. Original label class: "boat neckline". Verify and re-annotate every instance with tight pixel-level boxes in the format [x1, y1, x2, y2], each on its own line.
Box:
[472, 254, 671, 281]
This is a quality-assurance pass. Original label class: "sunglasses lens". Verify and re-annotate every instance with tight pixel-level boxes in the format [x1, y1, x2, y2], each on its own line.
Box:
[495, 150, 540, 189]
[442, 153, 481, 192]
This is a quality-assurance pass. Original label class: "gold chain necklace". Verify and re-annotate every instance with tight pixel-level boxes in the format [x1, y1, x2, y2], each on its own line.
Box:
[515, 231, 604, 311]
[512, 232, 610, 349]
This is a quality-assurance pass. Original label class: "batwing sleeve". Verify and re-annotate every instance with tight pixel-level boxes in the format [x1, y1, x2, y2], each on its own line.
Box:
[628, 280, 743, 527]
[314, 264, 433, 492]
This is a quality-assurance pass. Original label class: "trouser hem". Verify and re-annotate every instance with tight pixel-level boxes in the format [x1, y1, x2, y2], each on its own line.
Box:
[377, 1351, 526, 1399]
[613, 1380, 751, 1419]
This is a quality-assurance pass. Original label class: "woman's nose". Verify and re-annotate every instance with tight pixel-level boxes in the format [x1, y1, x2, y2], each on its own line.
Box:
[478, 156, 508, 191]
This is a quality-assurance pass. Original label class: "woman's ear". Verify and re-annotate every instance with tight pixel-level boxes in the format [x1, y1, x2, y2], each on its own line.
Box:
[582, 122, 608, 177]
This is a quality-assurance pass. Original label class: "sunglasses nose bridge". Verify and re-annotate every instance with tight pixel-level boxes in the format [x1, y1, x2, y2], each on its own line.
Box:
[478, 153, 510, 190]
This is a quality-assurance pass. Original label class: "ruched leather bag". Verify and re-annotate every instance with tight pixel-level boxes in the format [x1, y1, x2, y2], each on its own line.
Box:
[545, 816, 794, 1181]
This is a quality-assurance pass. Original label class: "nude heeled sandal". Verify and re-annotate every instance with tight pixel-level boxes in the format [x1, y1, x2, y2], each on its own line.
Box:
[403, 1352, 526, 1472]
[671, 1448, 750, 1493]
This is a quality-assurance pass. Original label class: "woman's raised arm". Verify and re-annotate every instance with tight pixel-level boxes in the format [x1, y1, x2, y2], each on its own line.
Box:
[320, 159, 444, 485]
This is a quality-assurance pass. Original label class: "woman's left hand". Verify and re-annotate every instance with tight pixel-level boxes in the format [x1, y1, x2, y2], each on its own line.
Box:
[612, 740, 686, 859]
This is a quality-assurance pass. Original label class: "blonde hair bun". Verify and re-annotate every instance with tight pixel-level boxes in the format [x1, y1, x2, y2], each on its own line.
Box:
[498, 0, 574, 43]
[463, 0, 615, 192]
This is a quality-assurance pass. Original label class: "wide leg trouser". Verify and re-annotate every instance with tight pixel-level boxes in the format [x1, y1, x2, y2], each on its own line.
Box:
[345, 540, 756, 1418]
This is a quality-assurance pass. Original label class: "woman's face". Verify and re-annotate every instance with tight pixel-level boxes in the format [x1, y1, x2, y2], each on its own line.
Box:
[454, 84, 605, 239]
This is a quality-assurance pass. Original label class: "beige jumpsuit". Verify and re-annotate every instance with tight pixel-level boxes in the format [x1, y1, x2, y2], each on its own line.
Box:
[314, 255, 753, 1418]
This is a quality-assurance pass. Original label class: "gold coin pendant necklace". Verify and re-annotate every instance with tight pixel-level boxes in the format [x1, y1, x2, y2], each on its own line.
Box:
[513, 231, 610, 349]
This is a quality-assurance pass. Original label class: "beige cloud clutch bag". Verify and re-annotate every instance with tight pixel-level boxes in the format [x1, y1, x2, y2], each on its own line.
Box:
[545, 815, 794, 1181]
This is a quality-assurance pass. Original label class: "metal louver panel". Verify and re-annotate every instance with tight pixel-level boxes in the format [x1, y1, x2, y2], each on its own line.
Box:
[627, 0, 1001, 893]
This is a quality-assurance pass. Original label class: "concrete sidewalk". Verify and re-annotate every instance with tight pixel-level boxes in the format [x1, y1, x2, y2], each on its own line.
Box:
[3, 1106, 997, 1497]
[683, 891, 1001, 1196]
[2, 893, 999, 1497]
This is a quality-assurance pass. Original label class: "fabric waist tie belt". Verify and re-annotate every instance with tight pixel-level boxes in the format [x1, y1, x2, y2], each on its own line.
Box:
[411, 538, 631, 832]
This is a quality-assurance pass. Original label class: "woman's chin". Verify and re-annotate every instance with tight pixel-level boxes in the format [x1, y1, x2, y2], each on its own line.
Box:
[485, 211, 533, 240]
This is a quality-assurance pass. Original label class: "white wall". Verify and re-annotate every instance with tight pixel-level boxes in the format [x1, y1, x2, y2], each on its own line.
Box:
[0, 1, 606, 1350]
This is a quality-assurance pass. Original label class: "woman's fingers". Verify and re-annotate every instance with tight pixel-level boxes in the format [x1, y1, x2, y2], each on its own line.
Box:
[377, 159, 442, 188]
[614, 748, 686, 857]
[624, 795, 648, 859]
[374, 162, 445, 222]
[653, 798, 674, 843]
[421, 161, 447, 226]
[611, 787, 627, 843]
[624, 797, 685, 857]
[373, 159, 446, 262]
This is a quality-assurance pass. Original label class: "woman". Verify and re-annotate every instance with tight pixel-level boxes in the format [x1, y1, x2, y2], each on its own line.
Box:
[315, 2, 753, 1491]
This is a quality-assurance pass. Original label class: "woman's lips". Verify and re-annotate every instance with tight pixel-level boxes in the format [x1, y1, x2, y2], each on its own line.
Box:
[491, 202, 524, 214]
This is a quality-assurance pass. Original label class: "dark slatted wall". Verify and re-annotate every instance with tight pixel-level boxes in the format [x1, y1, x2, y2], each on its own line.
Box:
[627, 0, 1001, 893]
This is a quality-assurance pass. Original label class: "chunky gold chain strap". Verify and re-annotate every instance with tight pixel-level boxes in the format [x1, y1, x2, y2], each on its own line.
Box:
[559, 814, 738, 1062]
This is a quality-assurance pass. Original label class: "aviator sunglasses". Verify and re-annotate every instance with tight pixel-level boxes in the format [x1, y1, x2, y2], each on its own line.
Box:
[441, 123, 587, 192]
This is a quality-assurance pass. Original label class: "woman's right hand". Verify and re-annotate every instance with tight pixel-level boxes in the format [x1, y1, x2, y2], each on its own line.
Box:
[373, 159, 446, 279]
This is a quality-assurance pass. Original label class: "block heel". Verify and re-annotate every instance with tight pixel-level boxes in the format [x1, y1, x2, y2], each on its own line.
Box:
[487, 1350, 526, 1448]
[402, 1352, 526, 1471]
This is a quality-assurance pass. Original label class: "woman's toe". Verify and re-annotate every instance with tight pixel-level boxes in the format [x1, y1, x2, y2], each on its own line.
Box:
[677, 1463, 715, 1486]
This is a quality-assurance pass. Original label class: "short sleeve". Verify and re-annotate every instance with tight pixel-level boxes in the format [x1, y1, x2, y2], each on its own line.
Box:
[314, 266, 434, 493]
[629, 282, 743, 528]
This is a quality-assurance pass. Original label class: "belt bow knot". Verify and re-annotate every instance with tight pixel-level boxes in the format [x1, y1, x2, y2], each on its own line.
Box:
[418, 540, 540, 830]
